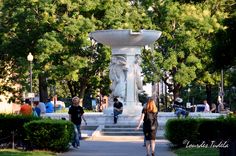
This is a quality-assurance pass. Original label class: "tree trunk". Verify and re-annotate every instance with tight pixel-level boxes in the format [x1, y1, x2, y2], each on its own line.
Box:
[67, 80, 87, 99]
[79, 78, 88, 98]
[67, 81, 75, 97]
[79, 86, 86, 99]
[173, 84, 181, 100]
[206, 84, 212, 105]
[39, 73, 48, 102]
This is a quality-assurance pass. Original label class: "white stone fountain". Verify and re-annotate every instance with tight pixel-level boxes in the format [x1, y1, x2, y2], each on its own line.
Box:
[89, 29, 161, 115]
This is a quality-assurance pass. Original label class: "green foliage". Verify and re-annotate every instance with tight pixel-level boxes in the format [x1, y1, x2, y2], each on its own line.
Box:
[1, 0, 235, 104]
[141, 0, 228, 97]
[0, 113, 39, 129]
[0, 114, 39, 145]
[0, 0, 154, 100]
[174, 147, 219, 156]
[165, 118, 199, 147]
[0, 150, 56, 156]
[211, 0, 236, 70]
[198, 119, 222, 142]
[24, 119, 74, 152]
[165, 117, 236, 147]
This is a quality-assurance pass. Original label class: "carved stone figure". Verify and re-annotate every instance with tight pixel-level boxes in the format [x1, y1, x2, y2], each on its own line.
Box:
[134, 54, 143, 102]
[109, 56, 127, 101]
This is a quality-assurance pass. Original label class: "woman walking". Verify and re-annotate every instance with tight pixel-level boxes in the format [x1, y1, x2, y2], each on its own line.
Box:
[136, 98, 158, 156]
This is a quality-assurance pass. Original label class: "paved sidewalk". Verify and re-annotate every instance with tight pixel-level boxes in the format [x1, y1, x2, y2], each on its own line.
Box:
[58, 139, 176, 156]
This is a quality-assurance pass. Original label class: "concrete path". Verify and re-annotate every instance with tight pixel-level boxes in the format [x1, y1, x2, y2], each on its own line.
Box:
[58, 139, 176, 156]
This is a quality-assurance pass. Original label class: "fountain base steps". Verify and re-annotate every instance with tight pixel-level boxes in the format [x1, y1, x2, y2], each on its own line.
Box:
[46, 112, 222, 126]
[46, 112, 222, 141]
[87, 124, 165, 141]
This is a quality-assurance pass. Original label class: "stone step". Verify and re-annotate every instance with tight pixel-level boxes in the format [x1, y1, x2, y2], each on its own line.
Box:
[45, 112, 222, 141]
[79, 124, 165, 140]
[101, 131, 144, 136]
[102, 127, 164, 132]
[104, 125, 138, 128]
[81, 125, 163, 130]
[99, 123, 165, 139]
[89, 130, 165, 141]
[102, 128, 142, 132]
[88, 135, 144, 141]
[104, 124, 165, 130]
[100, 130, 165, 136]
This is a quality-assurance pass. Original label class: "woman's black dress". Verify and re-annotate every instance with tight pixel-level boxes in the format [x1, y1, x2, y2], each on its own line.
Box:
[142, 108, 158, 140]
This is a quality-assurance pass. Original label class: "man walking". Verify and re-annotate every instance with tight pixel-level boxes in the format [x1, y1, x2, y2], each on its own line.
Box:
[68, 96, 87, 149]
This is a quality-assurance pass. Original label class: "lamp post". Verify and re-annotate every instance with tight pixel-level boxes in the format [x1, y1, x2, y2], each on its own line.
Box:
[27, 52, 33, 105]
[187, 87, 191, 102]
[186, 87, 191, 110]
[221, 69, 224, 103]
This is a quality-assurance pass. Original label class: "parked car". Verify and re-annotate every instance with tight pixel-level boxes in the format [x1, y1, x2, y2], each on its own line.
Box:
[194, 104, 205, 112]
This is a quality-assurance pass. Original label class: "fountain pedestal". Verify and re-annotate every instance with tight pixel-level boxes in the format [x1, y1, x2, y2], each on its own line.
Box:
[90, 30, 161, 115]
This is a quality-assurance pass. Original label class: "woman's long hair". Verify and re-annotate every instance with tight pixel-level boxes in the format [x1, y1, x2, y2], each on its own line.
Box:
[146, 98, 158, 113]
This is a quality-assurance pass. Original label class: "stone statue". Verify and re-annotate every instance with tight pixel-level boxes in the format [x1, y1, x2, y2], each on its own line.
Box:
[109, 56, 127, 101]
[134, 54, 143, 103]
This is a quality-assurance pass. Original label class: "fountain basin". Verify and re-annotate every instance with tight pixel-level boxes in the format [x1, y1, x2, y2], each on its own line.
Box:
[89, 29, 162, 47]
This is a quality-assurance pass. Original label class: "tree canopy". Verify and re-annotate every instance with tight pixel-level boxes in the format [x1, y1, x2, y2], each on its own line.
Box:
[0, 0, 153, 102]
[141, 0, 229, 98]
[0, 0, 235, 105]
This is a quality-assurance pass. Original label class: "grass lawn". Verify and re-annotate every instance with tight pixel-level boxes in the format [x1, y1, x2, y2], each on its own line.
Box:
[174, 147, 219, 156]
[0, 149, 56, 156]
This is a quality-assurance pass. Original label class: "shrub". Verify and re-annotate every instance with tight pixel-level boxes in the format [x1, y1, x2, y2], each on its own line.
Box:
[24, 119, 74, 152]
[198, 119, 222, 143]
[0, 114, 39, 145]
[220, 116, 236, 140]
[200, 115, 236, 141]
[166, 116, 236, 147]
[165, 118, 199, 147]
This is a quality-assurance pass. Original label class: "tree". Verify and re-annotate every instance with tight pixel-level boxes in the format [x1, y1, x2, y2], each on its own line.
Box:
[211, 0, 236, 70]
[0, 0, 153, 104]
[141, 0, 228, 100]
